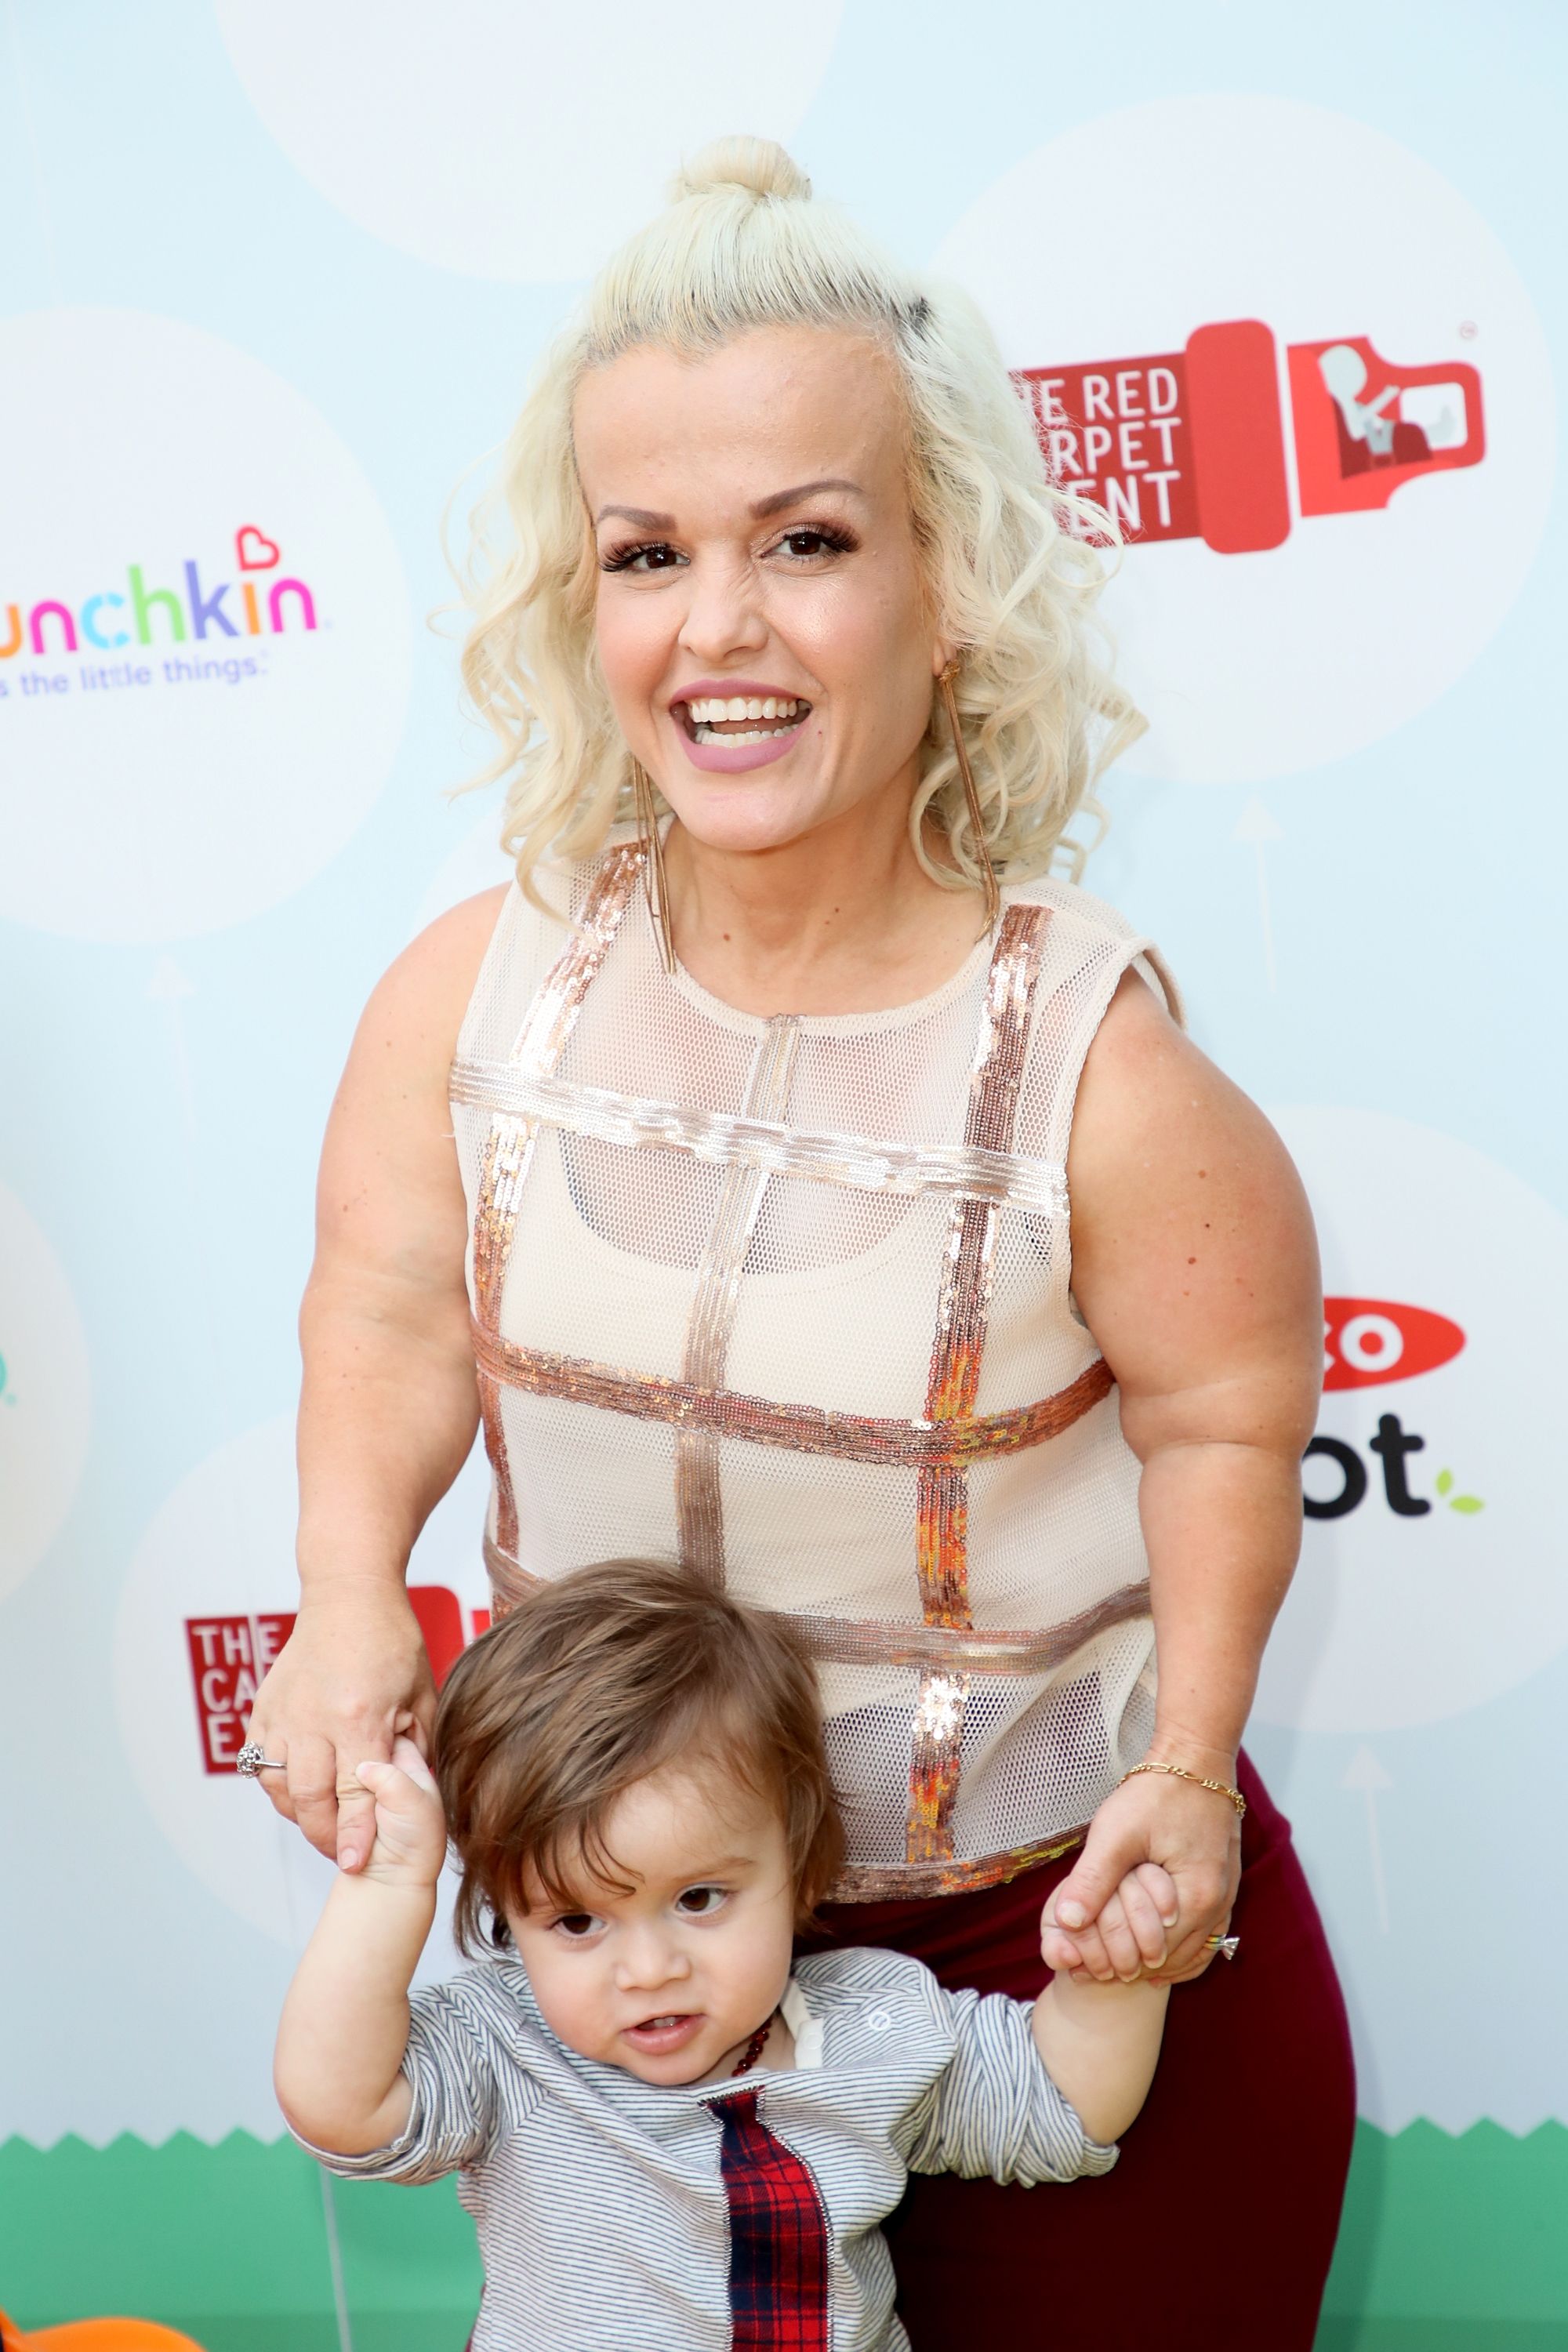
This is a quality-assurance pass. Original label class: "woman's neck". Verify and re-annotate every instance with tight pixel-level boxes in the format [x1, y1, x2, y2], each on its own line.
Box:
[662, 806, 990, 1020]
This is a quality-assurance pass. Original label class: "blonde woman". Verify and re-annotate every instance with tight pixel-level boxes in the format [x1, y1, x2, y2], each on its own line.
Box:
[248, 140, 1354, 2347]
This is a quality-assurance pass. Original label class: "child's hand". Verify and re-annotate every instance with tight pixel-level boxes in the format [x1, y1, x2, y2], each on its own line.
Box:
[1041, 1864, 1177, 1984]
[350, 1736, 448, 1889]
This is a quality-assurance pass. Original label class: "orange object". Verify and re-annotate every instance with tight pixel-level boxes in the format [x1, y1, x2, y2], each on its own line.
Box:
[0, 2314, 206, 2350]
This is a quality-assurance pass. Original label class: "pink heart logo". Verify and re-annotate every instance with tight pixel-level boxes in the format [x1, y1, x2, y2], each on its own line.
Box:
[235, 524, 281, 572]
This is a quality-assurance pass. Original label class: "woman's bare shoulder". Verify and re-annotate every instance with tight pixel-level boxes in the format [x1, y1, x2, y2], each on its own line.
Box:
[362, 884, 513, 1055]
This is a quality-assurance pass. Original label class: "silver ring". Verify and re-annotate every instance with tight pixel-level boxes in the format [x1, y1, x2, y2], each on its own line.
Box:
[236, 1742, 285, 1777]
[1205, 1932, 1240, 1961]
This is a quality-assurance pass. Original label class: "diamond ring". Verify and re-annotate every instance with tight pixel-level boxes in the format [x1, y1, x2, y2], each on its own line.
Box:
[236, 1742, 285, 1777]
[1205, 1932, 1240, 1961]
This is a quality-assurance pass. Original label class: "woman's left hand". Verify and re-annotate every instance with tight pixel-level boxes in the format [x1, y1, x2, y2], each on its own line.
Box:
[1041, 1766, 1242, 1985]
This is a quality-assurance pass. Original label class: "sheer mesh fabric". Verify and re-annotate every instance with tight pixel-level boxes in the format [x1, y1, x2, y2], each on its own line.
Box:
[452, 837, 1181, 1894]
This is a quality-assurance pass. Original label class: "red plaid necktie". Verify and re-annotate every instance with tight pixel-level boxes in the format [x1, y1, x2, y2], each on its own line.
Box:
[709, 2089, 830, 2350]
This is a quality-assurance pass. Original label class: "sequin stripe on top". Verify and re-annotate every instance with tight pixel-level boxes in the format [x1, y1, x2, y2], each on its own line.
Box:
[445, 1062, 1070, 1216]
[470, 1323, 1112, 1464]
[470, 844, 644, 1565]
[676, 1018, 801, 1581]
[908, 904, 1048, 1867]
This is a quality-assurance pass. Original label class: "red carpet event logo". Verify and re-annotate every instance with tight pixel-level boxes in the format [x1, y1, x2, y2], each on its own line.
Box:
[187, 1584, 487, 1773]
[1014, 321, 1484, 553]
[936, 99, 1553, 783]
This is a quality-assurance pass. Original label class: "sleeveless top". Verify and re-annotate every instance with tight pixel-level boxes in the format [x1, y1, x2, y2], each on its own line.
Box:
[450, 837, 1184, 1900]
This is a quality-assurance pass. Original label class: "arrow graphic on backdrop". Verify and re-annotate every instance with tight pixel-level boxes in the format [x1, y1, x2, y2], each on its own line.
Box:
[1341, 1744, 1393, 1934]
[146, 953, 198, 1151]
[145, 950, 358, 2352]
[1232, 795, 1283, 995]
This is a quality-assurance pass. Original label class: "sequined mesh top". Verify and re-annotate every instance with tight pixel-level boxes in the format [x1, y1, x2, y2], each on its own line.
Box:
[450, 838, 1183, 1900]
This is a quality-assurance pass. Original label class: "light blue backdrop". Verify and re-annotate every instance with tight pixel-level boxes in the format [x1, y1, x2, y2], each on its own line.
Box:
[1, 0, 1563, 2195]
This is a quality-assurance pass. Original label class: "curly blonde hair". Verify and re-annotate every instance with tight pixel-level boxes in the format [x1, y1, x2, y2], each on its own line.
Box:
[457, 135, 1144, 907]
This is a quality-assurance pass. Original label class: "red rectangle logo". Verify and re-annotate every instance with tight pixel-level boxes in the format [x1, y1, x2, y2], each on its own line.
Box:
[186, 1611, 296, 1773]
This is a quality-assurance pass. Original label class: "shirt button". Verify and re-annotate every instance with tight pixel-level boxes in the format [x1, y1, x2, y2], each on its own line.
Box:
[866, 2008, 891, 2032]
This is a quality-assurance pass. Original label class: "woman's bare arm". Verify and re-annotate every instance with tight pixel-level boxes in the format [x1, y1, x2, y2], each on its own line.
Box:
[1043, 967, 1321, 1983]
[248, 885, 508, 1870]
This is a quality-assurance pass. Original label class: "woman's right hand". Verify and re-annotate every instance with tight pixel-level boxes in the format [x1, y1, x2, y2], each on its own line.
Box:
[245, 1579, 437, 1872]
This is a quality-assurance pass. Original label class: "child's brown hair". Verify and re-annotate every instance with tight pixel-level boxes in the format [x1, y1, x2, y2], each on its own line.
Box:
[433, 1559, 844, 1953]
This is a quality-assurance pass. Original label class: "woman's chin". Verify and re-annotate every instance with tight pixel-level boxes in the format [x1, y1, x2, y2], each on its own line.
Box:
[662, 784, 837, 862]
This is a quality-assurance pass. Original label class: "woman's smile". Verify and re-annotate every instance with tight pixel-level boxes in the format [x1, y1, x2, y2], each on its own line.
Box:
[670, 681, 815, 771]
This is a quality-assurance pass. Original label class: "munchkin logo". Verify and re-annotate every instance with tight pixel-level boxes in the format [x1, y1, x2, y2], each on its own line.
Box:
[2, 524, 318, 661]
[1014, 321, 1485, 551]
[186, 1585, 485, 1774]
[1305, 1295, 1482, 1523]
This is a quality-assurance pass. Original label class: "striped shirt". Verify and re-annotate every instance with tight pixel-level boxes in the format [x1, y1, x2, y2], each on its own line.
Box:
[297, 1946, 1116, 2350]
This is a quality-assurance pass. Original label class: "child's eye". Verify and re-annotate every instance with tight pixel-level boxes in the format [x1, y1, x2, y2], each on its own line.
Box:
[674, 1884, 728, 1918]
[552, 1911, 604, 1940]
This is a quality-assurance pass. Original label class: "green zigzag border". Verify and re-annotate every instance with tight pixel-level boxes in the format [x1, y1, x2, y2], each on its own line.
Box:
[2, 2119, 1565, 2349]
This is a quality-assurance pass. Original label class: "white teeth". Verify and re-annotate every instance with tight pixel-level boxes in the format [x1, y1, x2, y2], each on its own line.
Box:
[684, 695, 805, 724]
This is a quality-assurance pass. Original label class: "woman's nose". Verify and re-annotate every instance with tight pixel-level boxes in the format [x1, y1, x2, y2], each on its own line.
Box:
[677, 558, 768, 666]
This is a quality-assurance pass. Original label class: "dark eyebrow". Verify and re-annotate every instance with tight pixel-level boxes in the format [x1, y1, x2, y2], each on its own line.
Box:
[749, 477, 864, 518]
[594, 503, 675, 528]
[593, 479, 864, 531]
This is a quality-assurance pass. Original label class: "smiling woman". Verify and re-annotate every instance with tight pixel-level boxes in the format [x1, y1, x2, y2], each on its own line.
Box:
[248, 135, 1354, 2351]
[458, 138, 1142, 933]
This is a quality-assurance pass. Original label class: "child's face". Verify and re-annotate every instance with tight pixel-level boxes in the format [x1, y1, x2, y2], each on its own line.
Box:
[505, 1762, 798, 2087]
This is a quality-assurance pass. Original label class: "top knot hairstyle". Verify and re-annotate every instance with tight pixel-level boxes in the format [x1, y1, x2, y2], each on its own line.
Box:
[433, 1557, 844, 1954]
[458, 136, 1145, 907]
[669, 134, 812, 204]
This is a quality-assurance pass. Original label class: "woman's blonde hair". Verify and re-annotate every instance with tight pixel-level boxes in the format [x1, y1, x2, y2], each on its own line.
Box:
[458, 135, 1144, 906]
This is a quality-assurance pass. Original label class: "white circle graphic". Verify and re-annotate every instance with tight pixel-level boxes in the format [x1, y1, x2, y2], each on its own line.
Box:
[113, 1415, 492, 1940]
[215, 1, 845, 284]
[0, 309, 410, 942]
[1254, 1108, 1568, 1733]
[935, 100, 1554, 783]
[410, 804, 514, 940]
[1339, 1311, 1404, 1374]
[0, 1182, 91, 1600]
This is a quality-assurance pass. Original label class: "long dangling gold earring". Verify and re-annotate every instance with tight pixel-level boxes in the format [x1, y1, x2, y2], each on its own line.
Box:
[630, 757, 677, 975]
[938, 659, 1001, 935]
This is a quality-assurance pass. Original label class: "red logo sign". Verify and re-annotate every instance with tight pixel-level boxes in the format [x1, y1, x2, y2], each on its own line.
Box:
[185, 1584, 488, 1774]
[1322, 1297, 1466, 1391]
[1014, 320, 1484, 552]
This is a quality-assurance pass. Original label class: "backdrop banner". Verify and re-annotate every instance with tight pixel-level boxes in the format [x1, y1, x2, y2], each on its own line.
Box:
[2, 5, 1563, 2348]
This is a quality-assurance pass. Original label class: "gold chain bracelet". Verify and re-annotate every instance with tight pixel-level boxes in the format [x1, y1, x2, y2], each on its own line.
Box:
[1121, 1760, 1247, 1818]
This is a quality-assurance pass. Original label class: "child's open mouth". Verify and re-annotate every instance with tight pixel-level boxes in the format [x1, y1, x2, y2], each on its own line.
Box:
[622, 2011, 705, 2055]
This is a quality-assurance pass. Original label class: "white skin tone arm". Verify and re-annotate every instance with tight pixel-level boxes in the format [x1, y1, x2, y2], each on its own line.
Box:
[274, 1739, 439, 2152]
[1042, 967, 1322, 1987]
[246, 887, 506, 1871]
[1033, 1871, 1171, 2143]
[274, 1744, 1173, 2158]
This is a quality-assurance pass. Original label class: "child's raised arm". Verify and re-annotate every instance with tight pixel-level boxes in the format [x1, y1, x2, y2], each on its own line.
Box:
[274, 1737, 446, 2155]
[1030, 1867, 1173, 2144]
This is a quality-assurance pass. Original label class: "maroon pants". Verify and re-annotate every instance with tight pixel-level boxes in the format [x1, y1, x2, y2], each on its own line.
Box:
[799, 1754, 1356, 2351]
